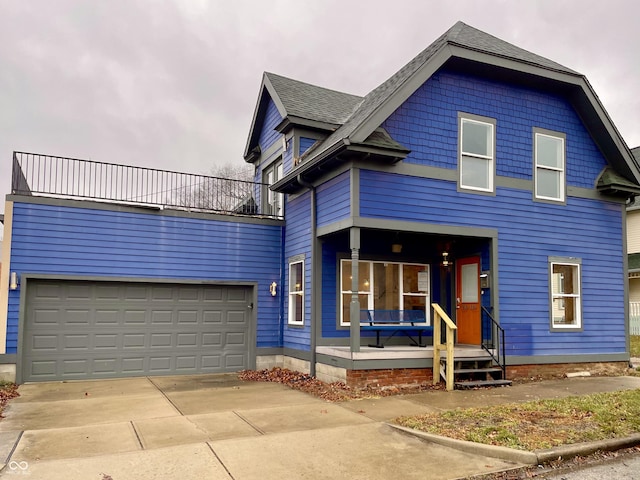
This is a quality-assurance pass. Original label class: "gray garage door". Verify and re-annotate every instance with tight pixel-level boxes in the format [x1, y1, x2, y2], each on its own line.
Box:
[22, 280, 253, 382]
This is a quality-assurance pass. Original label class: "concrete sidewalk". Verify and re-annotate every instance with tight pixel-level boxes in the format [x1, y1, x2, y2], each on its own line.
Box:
[0, 375, 638, 479]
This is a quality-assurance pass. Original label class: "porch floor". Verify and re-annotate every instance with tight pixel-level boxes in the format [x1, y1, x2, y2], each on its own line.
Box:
[316, 344, 491, 361]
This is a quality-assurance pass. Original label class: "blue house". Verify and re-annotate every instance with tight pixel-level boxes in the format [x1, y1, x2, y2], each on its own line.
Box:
[1, 22, 639, 386]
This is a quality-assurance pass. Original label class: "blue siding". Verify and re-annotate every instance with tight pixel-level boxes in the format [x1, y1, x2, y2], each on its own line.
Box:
[382, 70, 607, 188]
[283, 192, 312, 350]
[7, 202, 283, 353]
[320, 242, 343, 338]
[359, 170, 625, 357]
[317, 171, 351, 228]
[258, 98, 283, 152]
[300, 137, 317, 156]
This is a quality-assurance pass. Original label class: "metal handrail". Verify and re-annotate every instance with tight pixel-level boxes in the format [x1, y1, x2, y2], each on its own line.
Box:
[481, 306, 506, 380]
[11, 151, 283, 219]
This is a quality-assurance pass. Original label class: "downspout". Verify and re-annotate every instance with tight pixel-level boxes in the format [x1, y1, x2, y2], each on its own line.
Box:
[297, 174, 317, 377]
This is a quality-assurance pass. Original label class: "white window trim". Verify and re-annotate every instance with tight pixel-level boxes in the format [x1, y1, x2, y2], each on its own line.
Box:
[459, 115, 496, 194]
[534, 130, 566, 203]
[263, 159, 283, 216]
[549, 259, 582, 331]
[339, 260, 430, 327]
[288, 259, 304, 326]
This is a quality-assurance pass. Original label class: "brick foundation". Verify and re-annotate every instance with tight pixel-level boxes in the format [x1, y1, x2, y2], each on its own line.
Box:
[346, 368, 433, 388]
[507, 361, 628, 381]
[342, 361, 629, 388]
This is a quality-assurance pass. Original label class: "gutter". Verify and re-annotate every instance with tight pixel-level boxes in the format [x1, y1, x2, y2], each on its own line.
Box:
[297, 174, 317, 377]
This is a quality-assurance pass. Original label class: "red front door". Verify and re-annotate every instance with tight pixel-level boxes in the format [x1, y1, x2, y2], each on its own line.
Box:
[456, 256, 481, 345]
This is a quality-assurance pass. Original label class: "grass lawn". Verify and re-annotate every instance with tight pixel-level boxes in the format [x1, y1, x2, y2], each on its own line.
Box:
[395, 388, 640, 451]
[631, 336, 640, 357]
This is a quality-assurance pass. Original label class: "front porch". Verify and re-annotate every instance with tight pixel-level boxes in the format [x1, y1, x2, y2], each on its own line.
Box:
[317, 343, 490, 361]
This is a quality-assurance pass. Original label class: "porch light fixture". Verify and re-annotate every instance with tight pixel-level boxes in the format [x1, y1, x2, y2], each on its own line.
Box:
[441, 252, 451, 268]
[391, 243, 402, 253]
[269, 282, 277, 297]
[9, 272, 18, 290]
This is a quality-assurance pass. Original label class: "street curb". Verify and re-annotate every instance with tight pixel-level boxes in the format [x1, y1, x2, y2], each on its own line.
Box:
[388, 424, 640, 465]
[388, 424, 537, 465]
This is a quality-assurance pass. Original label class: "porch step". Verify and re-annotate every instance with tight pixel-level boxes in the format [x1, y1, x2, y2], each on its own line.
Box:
[441, 353, 511, 389]
[454, 379, 513, 389]
[454, 367, 504, 375]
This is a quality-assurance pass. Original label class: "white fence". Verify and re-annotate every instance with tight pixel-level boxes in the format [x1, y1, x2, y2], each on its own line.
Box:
[632, 302, 640, 336]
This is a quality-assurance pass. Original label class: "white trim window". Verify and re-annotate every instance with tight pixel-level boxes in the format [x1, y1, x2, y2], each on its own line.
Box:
[263, 159, 283, 216]
[535, 131, 565, 202]
[288, 260, 304, 325]
[550, 260, 581, 329]
[340, 260, 430, 326]
[459, 116, 495, 193]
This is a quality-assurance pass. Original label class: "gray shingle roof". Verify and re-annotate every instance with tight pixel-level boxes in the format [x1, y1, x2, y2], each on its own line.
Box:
[304, 21, 580, 164]
[264, 72, 362, 125]
[632, 147, 640, 163]
[448, 23, 579, 75]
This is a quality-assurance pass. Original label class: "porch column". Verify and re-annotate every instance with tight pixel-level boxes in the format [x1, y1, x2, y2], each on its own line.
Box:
[349, 227, 360, 353]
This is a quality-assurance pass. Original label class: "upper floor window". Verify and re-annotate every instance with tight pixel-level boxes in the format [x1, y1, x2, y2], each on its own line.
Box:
[459, 114, 495, 193]
[534, 130, 565, 202]
[263, 159, 283, 216]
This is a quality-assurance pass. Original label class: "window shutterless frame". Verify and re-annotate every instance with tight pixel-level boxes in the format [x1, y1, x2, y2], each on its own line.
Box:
[288, 259, 304, 326]
[458, 113, 496, 194]
[548, 257, 582, 331]
[534, 129, 566, 203]
[263, 158, 283, 216]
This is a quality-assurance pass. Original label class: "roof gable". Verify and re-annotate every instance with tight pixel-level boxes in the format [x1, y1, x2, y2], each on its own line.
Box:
[269, 21, 639, 191]
[243, 73, 362, 160]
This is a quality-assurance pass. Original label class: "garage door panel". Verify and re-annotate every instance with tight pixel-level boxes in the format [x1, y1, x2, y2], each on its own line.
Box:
[150, 333, 172, 347]
[64, 334, 90, 350]
[23, 281, 252, 382]
[227, 311, 247, 324]
[32, 309, 60, 326]
[178, 287, 199, 301]
[203, 287, 223, 302]
[227, 288, 248, 302]
[95, 334, 118, 349]
[34, 283, 61, 299]
[95, 285, 120, 300]
[124, 310, 146, 324]
[65, 309, 91, 325]
[95, 310, 120, 325]
[31, 334, 58, 352]
[177, 311, 198, 324]
[151, 311, 173, 324]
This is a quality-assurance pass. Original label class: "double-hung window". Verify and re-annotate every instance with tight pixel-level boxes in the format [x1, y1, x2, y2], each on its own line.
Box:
[459, 114, 495, 193]
[263, 159, 283, 216]
[534, 130, 565, 202]
[549, 258, 581, 330]
[288, 259, 304, 326]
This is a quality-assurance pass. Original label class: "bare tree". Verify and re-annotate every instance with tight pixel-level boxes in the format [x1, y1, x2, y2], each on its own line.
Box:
[174, 162, 257, 213]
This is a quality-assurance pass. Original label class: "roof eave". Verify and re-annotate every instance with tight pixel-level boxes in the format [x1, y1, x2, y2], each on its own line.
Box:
[346, 42, 640, 185]
[243, 74, 288, 161]
[275, 116, 340, 134]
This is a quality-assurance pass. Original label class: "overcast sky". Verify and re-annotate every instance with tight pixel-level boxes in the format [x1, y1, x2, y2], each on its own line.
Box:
[1, 0, 639, 226]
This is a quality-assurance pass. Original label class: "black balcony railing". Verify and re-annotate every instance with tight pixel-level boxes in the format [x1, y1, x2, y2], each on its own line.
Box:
[11, 152, 281, 219]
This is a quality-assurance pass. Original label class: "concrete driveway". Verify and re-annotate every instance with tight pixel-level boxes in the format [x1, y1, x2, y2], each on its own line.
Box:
[0, 374, 517, 479]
